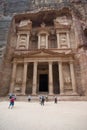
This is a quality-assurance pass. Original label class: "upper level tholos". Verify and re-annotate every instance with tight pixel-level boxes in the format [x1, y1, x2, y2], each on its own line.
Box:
[10, 9, 82, 53]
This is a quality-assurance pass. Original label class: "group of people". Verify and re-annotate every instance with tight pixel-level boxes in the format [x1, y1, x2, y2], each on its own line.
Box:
[28, 95, 58, 105]
[8, 93, 58, 109]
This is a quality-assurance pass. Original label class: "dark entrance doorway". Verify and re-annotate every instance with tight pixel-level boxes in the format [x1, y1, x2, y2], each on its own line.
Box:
[39, 74, 48, 92]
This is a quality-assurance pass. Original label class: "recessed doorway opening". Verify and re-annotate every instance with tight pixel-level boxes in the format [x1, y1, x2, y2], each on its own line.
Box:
[39, 74, 48, 92]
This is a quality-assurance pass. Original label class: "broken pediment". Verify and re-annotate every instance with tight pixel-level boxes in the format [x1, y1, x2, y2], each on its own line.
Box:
[54, 16, 72, 29]
[17, 19, 32, 30]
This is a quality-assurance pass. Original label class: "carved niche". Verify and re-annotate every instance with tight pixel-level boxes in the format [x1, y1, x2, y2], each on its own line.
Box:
[19, 34, 27, 49]
[15, 65, 24, 93]
[40, 34, 46, 48]
[63, 63, 72, 91]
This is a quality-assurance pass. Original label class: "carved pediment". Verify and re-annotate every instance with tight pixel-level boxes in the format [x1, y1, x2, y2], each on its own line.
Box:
[29, 49, 64, 57]
[14, 49, 74, 58]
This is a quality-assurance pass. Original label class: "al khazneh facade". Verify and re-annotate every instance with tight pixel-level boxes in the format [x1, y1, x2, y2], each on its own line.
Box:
[0, 0, 87, 97]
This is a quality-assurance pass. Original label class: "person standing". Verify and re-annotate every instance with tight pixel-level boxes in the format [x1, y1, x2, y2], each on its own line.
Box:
[28, 95, 32, 102]
[54, 96, 57, 104]
[41, 96, 45, 106]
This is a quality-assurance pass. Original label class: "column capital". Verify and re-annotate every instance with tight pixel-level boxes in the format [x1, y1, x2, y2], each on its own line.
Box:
[58, 61, 63, 65]
[49, 61, 53, 64]
[56, 30, 60, 34]
[69, 61, 74, 64]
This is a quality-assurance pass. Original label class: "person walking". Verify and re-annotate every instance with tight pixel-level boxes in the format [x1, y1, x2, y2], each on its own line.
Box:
[8, 97, 15, 109]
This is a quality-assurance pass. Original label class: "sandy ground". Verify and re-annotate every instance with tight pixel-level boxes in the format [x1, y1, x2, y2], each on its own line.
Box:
[0, 101, 87, 130]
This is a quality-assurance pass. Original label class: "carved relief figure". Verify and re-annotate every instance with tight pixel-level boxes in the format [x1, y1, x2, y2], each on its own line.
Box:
[60, 33, 67, 48]
[19, 34, 27, 49]
[40, 34, 46, 48]
[19, 19, 32, 27]
[63, 63, 72, 90]
[54, 16, 71, 26]
[15, 65, 23, 92]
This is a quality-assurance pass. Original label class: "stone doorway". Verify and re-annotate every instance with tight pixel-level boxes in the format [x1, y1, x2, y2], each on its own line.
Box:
[39, 74, 48, 92]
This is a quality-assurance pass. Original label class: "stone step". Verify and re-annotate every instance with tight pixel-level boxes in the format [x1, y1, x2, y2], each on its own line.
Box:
[0, 96, 87, 102]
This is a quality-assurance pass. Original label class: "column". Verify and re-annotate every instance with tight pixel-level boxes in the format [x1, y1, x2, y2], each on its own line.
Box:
[38, 35, 40, 49]
[16, 34, 20, 49]
[32, 62, 38, 95]
[58, 61, 64, 95]
[70, 62, 77, 94]
[67, 32, 70, 48]
[49, 62, 53, 95]
[10, 62, 17, 93]
[46, 34, 48, 49]
[56, 32, 60, 48]
[21, 62, 28, 95]
[26, 33, 30, 49]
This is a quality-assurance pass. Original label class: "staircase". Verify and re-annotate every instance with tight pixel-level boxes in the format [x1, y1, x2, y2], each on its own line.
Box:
[0, 95, 87, 102]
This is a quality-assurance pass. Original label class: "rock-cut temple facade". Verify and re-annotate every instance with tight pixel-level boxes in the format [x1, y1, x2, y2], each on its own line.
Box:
[0, 0, 87, 97]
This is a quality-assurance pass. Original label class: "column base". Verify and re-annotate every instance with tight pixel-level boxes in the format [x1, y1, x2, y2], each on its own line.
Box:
[60, 92, 65, 96]
[21, 93, 26, 96]
[49, 93, 54, 96]
[71, 92, 78, 96]
[32, 93, 37, 96]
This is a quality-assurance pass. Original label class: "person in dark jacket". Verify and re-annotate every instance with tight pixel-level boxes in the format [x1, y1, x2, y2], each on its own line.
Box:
[41, 96, 45, 105]
[54, 96, 57, 104]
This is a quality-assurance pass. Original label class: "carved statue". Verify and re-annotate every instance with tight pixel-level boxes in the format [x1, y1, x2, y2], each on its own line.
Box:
[19, 19, 32, 27]
[60, 33, 67, 48]
[64, 77, 71, 83]
[54, 16, 71, 26]
[41, 23, 46, 28]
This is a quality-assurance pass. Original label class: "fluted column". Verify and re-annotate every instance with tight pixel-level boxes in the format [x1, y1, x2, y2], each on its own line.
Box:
[10, 62, 17, 93]
[56, 32, 60, 48]
[21, 62, 28, 95]
[32, 62, 38, 95]
[70, 62, 77, 94]
[46, 34, 48, 49]
[49, 62, 53, 95]
[58, 61, 64, 95]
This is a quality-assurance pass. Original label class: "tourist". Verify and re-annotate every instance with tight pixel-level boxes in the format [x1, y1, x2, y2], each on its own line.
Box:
[28, 95, 32, 102]
[45, 95, 48, 102]
[39, 95, 42, 104]
[8, 93, 13, 99]
[8, 96, 15, 109]
[54, 96, 57, 104]
[41, 96, 45, 105]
